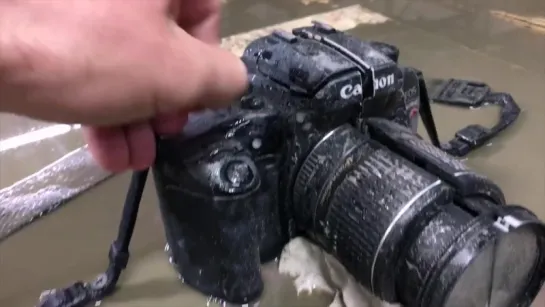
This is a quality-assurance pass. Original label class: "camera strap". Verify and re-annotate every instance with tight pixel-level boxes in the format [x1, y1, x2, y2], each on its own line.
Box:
[36, 170, 149, 307]
[425, 78, 521, 157]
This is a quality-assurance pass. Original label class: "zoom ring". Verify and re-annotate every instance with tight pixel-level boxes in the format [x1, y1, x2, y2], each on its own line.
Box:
[292, 124, 368, 230]
[313, 139, 450, 301]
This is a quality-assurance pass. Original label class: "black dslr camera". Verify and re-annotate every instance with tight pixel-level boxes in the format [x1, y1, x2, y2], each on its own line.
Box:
[38, 23, 545, 307]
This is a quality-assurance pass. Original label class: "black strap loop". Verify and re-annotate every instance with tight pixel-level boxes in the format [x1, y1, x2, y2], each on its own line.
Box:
[426, 78, 521, 157]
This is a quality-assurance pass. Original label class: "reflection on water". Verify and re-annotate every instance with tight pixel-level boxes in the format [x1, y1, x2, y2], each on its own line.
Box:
[0, 116, 85, 188]
[491, 11, 545, 34]
[0, 124, 81, 153]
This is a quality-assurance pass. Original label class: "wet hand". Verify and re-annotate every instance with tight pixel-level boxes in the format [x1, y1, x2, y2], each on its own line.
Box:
[0, 0, 247, 172]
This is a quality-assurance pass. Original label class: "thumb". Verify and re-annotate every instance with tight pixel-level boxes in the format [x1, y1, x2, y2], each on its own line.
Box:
[153, 26, 248, 112]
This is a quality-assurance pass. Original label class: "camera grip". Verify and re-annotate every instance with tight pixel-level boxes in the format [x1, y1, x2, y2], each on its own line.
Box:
[153, 148, 264, 304]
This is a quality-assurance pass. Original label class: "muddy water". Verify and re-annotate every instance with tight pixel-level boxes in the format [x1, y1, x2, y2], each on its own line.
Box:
[0, 0, 544, 306]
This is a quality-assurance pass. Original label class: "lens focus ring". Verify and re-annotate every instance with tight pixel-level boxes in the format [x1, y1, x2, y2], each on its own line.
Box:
[292, 124, 367, 230]
[310, 136, 452, 301]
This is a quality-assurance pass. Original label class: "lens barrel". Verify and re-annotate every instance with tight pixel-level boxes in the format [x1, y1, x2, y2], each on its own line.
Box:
[398, 199, 545, 307]
[366, 118, 545, 306]
[293, 123, 453, 301]
[292, 118, 545, 307]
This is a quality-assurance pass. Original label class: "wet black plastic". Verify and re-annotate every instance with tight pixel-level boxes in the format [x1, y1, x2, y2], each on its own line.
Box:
[38, 282, 90, 307]
[153, 110, 288, 304]
[427, 79, 491, 107]
[428, 78, 521, 157]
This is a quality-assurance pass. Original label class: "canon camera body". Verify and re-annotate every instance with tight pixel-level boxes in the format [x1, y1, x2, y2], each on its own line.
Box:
[152, 23, 545, 307]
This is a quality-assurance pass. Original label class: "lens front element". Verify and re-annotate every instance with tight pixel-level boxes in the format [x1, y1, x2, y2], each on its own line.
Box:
[292, 120, 545, 307]
[445, 226, 541, 307]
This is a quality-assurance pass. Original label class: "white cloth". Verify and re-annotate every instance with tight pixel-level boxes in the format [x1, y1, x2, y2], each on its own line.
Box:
[278, 237, 402, 307]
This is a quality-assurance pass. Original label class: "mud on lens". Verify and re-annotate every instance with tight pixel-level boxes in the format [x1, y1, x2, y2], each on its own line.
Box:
[291, 120, 545, 307]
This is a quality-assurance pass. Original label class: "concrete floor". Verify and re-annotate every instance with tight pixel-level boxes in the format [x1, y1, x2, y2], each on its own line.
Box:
[1, 0, 544, 306]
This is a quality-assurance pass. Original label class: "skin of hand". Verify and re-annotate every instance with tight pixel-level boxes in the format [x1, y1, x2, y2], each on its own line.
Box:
[0, 0, 247, 172]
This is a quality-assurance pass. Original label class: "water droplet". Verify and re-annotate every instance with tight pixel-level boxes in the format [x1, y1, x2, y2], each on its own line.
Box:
[94, 300, 102, 306]
[295, 112, 306, 123]
[252, 138, 262, 149]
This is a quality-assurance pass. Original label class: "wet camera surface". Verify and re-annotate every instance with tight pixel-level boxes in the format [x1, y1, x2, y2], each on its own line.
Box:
[152, 23, 545, 307]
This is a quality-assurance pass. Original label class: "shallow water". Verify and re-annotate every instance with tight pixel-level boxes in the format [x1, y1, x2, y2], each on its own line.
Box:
[0, 0, 544, 306]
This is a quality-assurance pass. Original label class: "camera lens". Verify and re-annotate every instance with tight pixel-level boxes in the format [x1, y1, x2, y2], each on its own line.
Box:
[292, 122, 545, 307]
[444, 227, 539, 307]
[487, 228, 541, 306]
[399, 201, 545, 307]
[293, 123, 452, 301]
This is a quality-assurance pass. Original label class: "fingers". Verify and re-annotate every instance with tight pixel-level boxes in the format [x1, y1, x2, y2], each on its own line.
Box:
[85, 0, 235, 172]
[154, 28, 248, 112]
[174, 0, 221, 44]
[83, 122, 156, 172]
[151, 112, 188, 135]
[124, 122, 156, 170]
[184, 10, 220, 44]
[84, 127, 129, 172]
[150, 0, 245, 112]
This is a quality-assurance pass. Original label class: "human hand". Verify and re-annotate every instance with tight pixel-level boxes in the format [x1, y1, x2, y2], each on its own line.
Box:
[0, 0, 247, 171]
